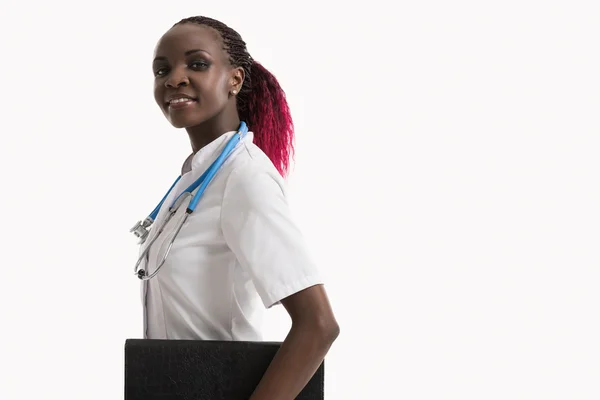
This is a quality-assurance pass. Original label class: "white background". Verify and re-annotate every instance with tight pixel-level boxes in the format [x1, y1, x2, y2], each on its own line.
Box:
[1, 1, 599, 399]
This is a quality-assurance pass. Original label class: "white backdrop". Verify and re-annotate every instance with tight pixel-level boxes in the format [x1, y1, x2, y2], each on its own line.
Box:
[1, 1, 599, 399]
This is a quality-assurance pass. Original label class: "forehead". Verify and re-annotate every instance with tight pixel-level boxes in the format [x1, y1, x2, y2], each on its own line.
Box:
[154, 23, 227, 61]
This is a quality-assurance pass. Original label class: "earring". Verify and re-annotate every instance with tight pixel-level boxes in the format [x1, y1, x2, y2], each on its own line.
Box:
[232, 89, 238, 95]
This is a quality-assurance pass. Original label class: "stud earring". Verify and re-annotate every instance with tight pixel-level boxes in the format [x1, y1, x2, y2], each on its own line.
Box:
[232, 89, 238, 95]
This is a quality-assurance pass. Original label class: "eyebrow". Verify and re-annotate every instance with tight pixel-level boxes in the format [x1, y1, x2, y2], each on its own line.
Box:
[153, 49, 210, 62]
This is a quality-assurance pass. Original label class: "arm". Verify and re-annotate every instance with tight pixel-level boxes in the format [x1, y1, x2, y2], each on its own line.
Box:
[221, 165, 339, 399]
[249, 285, 340, 400]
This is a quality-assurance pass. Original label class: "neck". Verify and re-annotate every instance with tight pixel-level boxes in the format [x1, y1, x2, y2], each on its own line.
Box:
[186, 111, 241, 154]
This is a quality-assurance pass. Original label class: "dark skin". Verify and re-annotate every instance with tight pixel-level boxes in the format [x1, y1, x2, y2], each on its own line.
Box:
[153, 24, 244, 153]
[153, 24, 340, 399]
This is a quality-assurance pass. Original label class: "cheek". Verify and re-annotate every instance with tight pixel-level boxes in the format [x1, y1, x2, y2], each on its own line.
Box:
[153, 84, 164, 106]
[204, 74, 230, 103]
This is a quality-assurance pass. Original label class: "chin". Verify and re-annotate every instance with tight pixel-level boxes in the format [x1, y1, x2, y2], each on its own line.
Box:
[169, 119, 197, 129]
[165, 113, 206, 129]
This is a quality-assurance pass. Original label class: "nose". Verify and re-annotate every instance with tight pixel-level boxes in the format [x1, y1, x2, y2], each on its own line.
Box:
[165, 70, 190, 88]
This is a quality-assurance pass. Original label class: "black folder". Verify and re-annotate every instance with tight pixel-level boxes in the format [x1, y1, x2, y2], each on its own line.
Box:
[125, 339, 324, 399]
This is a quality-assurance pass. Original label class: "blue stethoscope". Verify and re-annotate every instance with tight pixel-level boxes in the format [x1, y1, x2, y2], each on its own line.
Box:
[130, 122, 249, 280]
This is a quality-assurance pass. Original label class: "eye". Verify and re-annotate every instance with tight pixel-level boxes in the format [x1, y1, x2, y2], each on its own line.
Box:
[189, 61, 209, 70]
[154, 67, 169, 77]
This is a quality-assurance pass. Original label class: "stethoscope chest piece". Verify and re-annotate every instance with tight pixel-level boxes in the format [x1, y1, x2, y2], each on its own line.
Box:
[130, 121, 249, 281]
[130, 217, 153, 244]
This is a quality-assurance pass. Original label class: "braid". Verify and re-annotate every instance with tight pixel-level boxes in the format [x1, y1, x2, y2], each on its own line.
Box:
[174, 16, 294, 177]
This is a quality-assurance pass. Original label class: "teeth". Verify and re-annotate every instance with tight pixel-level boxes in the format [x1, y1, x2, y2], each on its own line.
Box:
[170, 98, 195, 104]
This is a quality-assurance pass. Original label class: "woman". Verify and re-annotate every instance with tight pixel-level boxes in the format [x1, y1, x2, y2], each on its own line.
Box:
[132, 16, 339, 399]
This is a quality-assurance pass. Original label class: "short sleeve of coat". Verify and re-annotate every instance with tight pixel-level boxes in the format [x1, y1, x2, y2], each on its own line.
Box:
[220, 164, 323, 308]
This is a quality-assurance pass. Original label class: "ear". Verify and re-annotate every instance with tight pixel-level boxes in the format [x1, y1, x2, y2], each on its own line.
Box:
[229, 66, 245, 95]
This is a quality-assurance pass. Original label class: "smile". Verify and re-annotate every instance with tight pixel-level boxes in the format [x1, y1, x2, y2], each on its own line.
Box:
[167, 98, 198, 110]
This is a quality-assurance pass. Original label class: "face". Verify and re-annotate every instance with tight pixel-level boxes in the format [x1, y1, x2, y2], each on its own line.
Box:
[152, 23, 244, 129]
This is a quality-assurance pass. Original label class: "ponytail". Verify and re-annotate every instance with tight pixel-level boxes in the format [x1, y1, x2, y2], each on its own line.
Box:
[174, 16, 295, 176]
[241, 61, 295, 177]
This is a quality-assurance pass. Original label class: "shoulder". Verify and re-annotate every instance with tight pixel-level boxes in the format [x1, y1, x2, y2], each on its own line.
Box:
[223, 138, 287, 200]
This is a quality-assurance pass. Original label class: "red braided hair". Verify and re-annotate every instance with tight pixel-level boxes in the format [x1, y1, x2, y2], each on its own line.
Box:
[174, 16, 295, 177]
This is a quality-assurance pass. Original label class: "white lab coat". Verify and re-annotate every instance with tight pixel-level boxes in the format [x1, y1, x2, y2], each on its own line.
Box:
[139, 130, 323, 340]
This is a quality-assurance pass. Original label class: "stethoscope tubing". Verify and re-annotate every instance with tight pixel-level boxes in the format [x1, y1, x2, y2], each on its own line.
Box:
[132, 122, 248, 281]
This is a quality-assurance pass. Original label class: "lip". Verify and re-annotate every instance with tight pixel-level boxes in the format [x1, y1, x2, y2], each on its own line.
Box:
[167, 99, 198, 110]
[165, 93, 198, 108]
